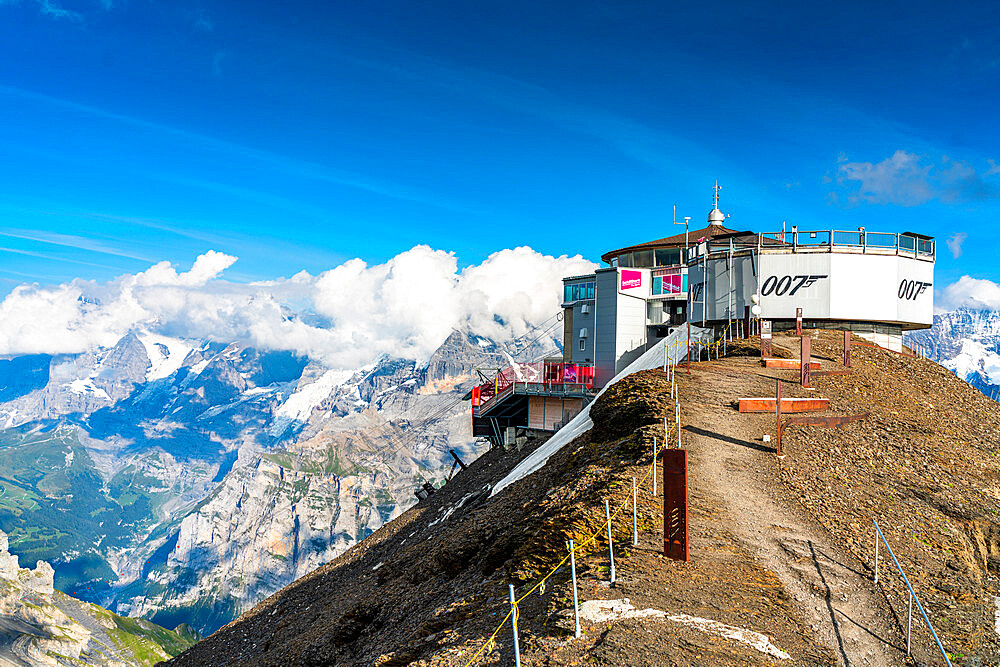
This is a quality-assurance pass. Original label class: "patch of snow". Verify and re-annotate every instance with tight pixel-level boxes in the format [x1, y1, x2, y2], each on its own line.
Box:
[372, 562, 384, 571]
[138, 334, 193, 381]
[945, 339, 1000, 386]
[67, 378, 110, 400]
[276, 369, 355, 422]
[576, 599, 790, 660]
[64, 449, 74, 467]
[2, 410, 17, 428]
[188, 359, 211, 376]
[492, 324, 713, 497]
[428, 492, 476, 527]
[477, 337, 491, 348]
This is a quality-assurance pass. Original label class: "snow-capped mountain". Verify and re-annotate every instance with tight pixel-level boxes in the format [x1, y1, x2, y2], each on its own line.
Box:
[907, 307, 1000, 400]
[0, 328, 549, 635]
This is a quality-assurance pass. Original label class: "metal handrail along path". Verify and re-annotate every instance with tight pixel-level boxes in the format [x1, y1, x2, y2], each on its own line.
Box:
[872, 519, 952, 665]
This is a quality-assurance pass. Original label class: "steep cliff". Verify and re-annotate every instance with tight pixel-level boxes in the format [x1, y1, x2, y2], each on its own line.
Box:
[0, 530, 197, 666]
[0, 328, 542, 634]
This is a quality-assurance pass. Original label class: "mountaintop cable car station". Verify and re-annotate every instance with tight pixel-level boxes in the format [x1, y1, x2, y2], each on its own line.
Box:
[471, 185, 935, 448]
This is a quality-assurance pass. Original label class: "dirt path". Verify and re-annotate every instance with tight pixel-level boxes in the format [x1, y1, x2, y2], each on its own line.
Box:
[681, 358, 908, 667]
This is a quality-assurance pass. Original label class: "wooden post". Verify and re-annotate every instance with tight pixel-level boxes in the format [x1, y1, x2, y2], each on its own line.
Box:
[843, 330, 851, 367]
[663, 449, 688, 561]
[760, 320, 772, 357]
[801, 336, 811, 388]
[795, 307, 803, 336]
[744, 305, 751, 340]
[775, 379, 783, 456]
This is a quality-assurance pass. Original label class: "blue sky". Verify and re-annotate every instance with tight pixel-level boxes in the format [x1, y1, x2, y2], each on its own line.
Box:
[0, 0, 998, 292]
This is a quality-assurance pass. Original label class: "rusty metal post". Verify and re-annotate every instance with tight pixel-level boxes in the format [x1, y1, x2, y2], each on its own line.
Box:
[776, 379, 783, 456]
[663, 449, 688, 561]
[796, 307, 803, 336]
[761, 320, 772, 357]
[801, 336, 811, 388]
[843, 330, 851, 367]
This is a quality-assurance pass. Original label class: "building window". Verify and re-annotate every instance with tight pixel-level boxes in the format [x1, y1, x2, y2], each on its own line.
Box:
[579, 339, 586, 351]
[654, 248, 681, 267]
[632, 249, 653, 267]
[651, 273, 684, 295]
[563, 281, 595, 303]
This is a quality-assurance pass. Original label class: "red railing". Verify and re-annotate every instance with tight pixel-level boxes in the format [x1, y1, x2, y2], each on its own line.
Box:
[473, 362, 594, 410]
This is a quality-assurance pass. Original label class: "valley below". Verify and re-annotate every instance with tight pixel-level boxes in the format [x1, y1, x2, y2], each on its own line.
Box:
[0, 328, 524, 637]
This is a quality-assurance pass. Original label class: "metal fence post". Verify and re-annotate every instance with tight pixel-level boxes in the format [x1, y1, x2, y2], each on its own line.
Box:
[632, 477, 638, 546]
[509, 584, 521, 667]
[568, 540, 580, 638]
[874, 529, 879, 584]
[652, 438, 657, 496]
[907, 590, 913, 655]
[605, 499, 616, 585]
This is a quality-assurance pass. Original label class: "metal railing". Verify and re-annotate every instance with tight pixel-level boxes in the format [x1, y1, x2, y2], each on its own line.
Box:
[690, 229, 935, 262]
[872, 519, 952, 665]
[474, 362, 595, 412]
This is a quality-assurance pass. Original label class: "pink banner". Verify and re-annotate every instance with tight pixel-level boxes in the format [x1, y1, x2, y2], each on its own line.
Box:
[620, 269, 642, 290]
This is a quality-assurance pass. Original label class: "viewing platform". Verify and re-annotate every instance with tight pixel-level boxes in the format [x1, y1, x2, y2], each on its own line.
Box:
[470, 360, 596, 448]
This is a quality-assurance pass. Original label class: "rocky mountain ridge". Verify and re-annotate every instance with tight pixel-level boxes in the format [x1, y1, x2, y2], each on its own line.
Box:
[907, 306, 1000, 399]
[0, 529, 196, 666]
[0, 327, 548, 635]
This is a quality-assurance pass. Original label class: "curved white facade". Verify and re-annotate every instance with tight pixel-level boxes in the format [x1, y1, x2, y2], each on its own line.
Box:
[688, 241, 934, 330]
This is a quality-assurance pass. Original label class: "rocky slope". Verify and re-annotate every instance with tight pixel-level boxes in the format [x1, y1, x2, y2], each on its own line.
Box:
[0, 328, 543, 635]
[0, 529, 196, 666]
[167, 330, 1000, 666]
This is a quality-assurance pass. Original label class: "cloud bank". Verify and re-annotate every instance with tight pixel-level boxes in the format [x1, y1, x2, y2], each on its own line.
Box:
[831, 150, 1000, 206]
[0, 246, 596, 369]
[939, 275, 1000, 312]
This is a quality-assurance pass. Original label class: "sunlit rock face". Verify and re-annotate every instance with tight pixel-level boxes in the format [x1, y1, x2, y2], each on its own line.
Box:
[0, 328, 541, 635]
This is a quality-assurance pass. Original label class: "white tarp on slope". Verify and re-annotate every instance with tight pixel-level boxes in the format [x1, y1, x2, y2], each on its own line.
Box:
[491, 323, 713, 497]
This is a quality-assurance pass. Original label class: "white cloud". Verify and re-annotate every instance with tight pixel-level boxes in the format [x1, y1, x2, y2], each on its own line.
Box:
[946, 232, 967, 259]
[832, 150, 1000, 206]
[938, 275, 1000, 311]
[0, 0, 82, 20]
[0, 246, 596, 369]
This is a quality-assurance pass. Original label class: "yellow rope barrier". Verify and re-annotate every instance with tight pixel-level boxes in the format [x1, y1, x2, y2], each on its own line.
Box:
[461, 361, 685, 666]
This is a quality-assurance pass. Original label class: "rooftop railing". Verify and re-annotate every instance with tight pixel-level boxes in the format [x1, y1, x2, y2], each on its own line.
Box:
[689, 229, 935, 262]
